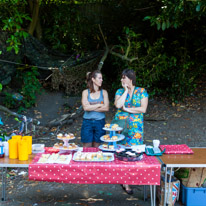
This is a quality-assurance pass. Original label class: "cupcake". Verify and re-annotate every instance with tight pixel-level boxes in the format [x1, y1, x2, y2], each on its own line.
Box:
[87, 153, 92, 160]
[69, 133, 74, 138]
[57, 133, 63, 138]
[111, 124, 118, 129]
[54, 143, 59, 148]
[68, 145, 73, 150]
[102, 144, 108, 149]
[75, 155, 81, 160]
[103, 135, 110, 140]
[105, 124, 110, 128]
[111, 136, 118, 140]
[109, 145, 114, 150]
[97, 151, 103, 159]
[65, 133, 70, 139]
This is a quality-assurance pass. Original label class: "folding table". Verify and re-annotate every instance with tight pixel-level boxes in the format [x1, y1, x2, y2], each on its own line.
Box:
[158, 147, 206, 206]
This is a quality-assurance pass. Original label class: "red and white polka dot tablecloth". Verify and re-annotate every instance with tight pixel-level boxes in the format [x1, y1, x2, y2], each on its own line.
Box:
[159, 144, 194, 154]
[29, 148, 161, 185]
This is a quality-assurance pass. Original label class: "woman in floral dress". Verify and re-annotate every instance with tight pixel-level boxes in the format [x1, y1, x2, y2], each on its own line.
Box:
[114, 69, 148, 194]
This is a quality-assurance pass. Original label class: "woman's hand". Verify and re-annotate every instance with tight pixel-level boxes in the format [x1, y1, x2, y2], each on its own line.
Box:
[94, 90, 109, 112]
[122, 97, 148, 114]
[122, 82, 129, 92]
[122, 105, 129, 113]
[82, 90, 103, 111]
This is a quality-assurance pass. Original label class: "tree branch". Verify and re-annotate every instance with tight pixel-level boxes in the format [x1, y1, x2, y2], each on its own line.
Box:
[46, 106, 83, 128]
[97, 24, 110, 71]
[98, 24, 108, 48]
[125, 37, 131, 57]
[98, 24, 138, 63]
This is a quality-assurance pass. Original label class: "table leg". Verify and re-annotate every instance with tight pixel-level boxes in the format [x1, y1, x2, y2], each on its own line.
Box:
[150, 185, 153, 206]
[166, 168, 173, 205]
[150, 185, 156, 206]
[143, 185, 148, 201]
[164, 166, 168, 206]
[154, 185, 156, 206]
[1, 167, 7, 201]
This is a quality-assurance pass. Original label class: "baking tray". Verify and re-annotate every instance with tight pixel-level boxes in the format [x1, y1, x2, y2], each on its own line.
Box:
[73, 152, 114, 162]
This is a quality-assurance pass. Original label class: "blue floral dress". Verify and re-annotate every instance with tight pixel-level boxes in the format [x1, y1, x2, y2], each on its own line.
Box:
[114, 87, 148, 146]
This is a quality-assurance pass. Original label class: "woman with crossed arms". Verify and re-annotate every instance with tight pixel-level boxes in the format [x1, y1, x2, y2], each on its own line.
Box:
[81, 70, 109, 148]
[114, 69, 148, 194]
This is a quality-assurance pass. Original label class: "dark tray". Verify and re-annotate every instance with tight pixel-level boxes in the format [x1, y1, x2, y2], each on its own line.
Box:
[115, 150, 143, 162]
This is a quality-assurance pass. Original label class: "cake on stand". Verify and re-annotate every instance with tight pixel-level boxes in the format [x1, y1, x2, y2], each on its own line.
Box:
[54, 133, 79, 153]
[99, 125, 125, 152]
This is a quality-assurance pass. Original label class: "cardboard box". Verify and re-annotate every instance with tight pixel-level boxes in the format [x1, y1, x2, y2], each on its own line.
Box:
[200, 168, 206, 187]
[186, 168, 203, 187]
[175, 168, 206, 188]
[157, 177, 180, 206]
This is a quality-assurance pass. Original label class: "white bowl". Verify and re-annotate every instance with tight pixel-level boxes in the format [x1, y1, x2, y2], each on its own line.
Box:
[32, 144, 45, 151]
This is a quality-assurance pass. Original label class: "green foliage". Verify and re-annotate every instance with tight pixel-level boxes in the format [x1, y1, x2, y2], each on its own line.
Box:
[111, 28, 202, 101]
[0, 0, 31, 54]
[3, 92, 18, 109]
[41, 2, 97, 52]
[0, 0, 205, 103]
[20, 67, 42, 108]
[143, 0, 206, 30]
[3, 67, 42, 110]
[0, 84, 2, 91]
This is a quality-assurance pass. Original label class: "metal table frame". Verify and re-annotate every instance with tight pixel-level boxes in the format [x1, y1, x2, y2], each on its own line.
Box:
[158, 147, 206, 206]
[0, 155, 34, 201]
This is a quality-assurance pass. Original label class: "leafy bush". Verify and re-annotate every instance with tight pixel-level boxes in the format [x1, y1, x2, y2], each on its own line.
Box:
[1, 0, 31, 54]
[20, 67, 42, 108]
[110, 28, 202, 102]
[3, 92, 18, 109]
[3, 67, 42, 111]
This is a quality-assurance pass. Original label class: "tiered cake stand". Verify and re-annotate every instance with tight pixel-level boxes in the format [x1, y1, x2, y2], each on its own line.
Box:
[99, 126, 125, 152]
[55, 135, 79, 153]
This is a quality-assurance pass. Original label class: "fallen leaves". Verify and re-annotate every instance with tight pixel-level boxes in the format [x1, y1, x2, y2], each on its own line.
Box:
[51, 127, 57, 132]
[172, 113, 182, 118]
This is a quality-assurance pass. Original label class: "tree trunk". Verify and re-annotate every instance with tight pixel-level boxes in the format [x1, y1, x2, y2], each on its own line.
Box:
[35, 18, 42, 40]
[28, 0, 40, 36]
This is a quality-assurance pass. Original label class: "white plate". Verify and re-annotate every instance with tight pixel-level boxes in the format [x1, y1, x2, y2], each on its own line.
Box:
[103, 127, 123, 131]
[32, 149, 45, 154]
[99, 144, 125, 152]
[38, 154, 72, 164]
[100, 134, 125, 142]
[53, 145, 79, 151]
[73, 152, 114, 162]
[131, 144, 146, 153]
[32, 144, 45, 151]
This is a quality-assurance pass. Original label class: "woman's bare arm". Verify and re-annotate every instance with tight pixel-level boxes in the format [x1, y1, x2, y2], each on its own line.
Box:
[123, 97, 148, 114]
[114, 83, 128, 108]
[81, 90, 102, 111]
[94, 90, 109, 112]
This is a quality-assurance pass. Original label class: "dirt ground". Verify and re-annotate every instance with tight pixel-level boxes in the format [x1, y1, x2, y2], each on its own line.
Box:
[1, 86, 206, 206]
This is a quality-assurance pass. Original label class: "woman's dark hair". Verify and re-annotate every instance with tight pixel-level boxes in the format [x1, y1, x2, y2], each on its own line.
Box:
[122, 69, 136, 86]
[86, 70, 102, 93]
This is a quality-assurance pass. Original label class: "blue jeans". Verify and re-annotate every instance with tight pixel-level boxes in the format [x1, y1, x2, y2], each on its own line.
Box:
[81, 118, 106, 143]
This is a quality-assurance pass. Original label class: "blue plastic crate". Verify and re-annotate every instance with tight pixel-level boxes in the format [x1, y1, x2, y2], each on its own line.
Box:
[181, 184, 206, 206]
